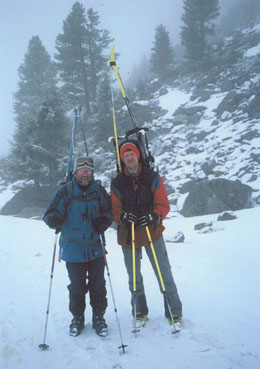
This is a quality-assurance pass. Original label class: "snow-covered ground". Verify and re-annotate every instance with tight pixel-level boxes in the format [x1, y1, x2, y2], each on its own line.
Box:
[1, 205, 260, 369]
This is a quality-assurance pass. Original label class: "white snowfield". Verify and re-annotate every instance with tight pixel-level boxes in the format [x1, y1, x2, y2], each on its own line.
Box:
[1, 206, 260, 369]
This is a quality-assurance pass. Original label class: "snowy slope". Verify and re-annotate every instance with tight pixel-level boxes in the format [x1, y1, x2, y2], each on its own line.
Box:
[1, 206, 260, 369]
[151, 86, 260, 203]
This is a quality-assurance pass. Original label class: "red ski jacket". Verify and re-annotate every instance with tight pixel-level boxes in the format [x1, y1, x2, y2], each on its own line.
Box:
[111, 165, 170, 248]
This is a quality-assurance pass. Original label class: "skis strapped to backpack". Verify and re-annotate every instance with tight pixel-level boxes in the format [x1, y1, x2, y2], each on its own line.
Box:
[109, 46, 155, 172]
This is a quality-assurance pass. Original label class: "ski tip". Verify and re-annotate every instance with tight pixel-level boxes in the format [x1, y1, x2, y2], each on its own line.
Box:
[109, 45, 116, 65]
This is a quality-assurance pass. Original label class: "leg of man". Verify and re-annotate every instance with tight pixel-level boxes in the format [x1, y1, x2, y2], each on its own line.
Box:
[66, 262, 88, 316]
[144, 236, 182, 318]
[121, 246, 148, 317]
[87, 256, 107, 314]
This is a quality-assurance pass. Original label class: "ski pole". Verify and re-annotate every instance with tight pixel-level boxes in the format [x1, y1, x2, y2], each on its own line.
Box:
[100, 233, 127, 353]
[39, 232, 59, 350]
[110, 86, 122, 173]
[131, 222, 139, 335]
[145, 226, 179, 334]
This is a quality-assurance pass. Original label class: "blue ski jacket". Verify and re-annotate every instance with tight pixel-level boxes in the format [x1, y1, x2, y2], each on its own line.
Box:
[43, 177, 112, 262]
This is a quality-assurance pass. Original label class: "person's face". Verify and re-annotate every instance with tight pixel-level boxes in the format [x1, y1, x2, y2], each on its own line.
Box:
[123, 150, 139, 173]
[75, 168, 93, 186]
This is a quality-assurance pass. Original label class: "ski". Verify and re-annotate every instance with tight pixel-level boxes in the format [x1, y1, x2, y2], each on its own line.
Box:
[109, 46, 154, 169]
[65, 107, 80, 182]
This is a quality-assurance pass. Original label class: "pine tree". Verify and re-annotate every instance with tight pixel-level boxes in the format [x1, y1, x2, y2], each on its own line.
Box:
[11, 97, 70, 187]
[85, 8, 112, 104]
[96, 71, 111, 125]
[92, 70, 112, 147]
[14, 36, 56, 126]
[181, 0, 220, 62]
[9, 36, 70, 187]
[55, 2, 112, 113]
[150, 24, 174, 82]
[55, 2, 89, 111]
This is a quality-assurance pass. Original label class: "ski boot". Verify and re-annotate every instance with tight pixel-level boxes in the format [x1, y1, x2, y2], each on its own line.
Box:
[168, 314, 182, 332]
[135, 313, 148, 328]
[69, 315, 85, 337]
[92, 312, 108, 337]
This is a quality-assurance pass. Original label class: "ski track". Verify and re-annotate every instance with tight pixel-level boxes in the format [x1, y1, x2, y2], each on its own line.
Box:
[1, 213, 260, 369]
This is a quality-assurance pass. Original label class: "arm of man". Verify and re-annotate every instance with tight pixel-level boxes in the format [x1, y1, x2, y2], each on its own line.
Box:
[92, 186, 113, 234]
[111, 185, 124, 225]
[43, 186, 67, 231]
[151, 175, 170, 222]
[99, 186, 112, 220]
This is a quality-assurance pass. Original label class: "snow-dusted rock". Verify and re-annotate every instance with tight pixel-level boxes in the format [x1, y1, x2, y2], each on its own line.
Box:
[217, 211, 237, 221]
[180, 178, 252, 217]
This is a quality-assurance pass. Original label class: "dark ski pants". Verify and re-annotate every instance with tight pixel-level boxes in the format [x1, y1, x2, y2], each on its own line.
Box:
[121, 236, 182, 318]
[66, 257, 107, 317]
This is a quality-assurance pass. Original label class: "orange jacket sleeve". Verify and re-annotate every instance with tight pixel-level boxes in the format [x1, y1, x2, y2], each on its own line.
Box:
[111, 186, 124, 224]
[152, 176, 170, 221]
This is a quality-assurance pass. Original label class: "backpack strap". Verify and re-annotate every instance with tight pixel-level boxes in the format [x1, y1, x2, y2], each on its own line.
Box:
[66, 180, 73, 201]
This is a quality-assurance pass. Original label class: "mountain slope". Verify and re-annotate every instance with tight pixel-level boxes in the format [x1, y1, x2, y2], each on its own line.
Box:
[96, 21, 260, 208]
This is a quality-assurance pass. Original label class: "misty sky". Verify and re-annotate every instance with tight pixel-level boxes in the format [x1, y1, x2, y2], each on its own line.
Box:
[0, 0, 238, 157]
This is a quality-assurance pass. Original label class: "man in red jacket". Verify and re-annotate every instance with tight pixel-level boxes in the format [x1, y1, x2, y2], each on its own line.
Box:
[111, 141, 182, 329]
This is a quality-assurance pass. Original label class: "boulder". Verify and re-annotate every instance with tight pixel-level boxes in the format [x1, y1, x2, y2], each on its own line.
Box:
[19, 207, 46, 219]
[201, 159, 217, 175]
[235, 129, 260, 143]
[186, 130, 209, 143]
[216, 91, 240, 115]
[217, 211, 237, 221]
[173, 232, 185, 243]
[179, 179, 197, 194]
[194, 222, 212, 230]
[248, 94, 260, 119]
[180, 178, 252, 217]
[167, 231, 185, 243]
[0, 186, 54, 216]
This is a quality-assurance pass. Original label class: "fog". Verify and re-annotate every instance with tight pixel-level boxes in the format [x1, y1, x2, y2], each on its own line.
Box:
[0, 0, 239, 157]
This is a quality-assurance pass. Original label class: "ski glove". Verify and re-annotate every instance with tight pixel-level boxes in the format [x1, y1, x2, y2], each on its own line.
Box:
[138, 212, 159, 227]
[92, 216, 112, 234]
[120, 212, 137, 226]
[47, 213, 64, 232]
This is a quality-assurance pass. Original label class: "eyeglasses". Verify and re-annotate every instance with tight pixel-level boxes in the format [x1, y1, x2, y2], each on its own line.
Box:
[77, 168, 93, 175]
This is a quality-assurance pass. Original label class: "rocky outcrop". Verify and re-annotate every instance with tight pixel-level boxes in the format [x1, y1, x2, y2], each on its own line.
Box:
[180, 178, 252, 217]
[0, 186, 54, 217]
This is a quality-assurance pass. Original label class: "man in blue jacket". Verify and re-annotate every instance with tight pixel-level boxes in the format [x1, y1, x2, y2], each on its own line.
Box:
[43, 156, 112, 337]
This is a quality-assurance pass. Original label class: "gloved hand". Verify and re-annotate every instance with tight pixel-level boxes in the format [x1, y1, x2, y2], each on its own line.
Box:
[138, 212, 159, 227]
[47, 213, 64, 231]
[120, 212, 137, 226]
[92, 216, 112, 234]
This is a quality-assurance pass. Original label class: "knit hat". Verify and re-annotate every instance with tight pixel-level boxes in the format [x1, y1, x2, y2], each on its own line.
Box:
[74, 156, 94, 172]
[120, 142, 140, 161]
